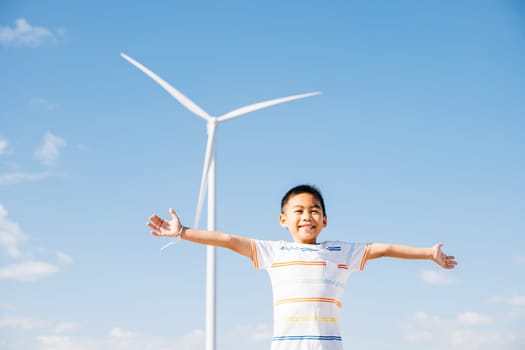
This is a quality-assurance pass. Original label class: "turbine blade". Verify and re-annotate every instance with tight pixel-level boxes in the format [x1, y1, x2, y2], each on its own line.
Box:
[217, 91, 321, 122]
[120, 53, 213, 121]
[194, 123, 217, 228]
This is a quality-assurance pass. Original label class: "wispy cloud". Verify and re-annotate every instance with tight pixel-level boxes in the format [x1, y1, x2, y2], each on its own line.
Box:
[456, 311, 492, 326]
[401, 310, 523, 350]
[514, 254, 525, 265]
[0, 171, 56, 185]
[420, 269, 454, 285]
[56, 251, 73, 264]
[35, 327, 204, 350]
[54, 322, 83, 334]
[229, 323, 272, 342]
[0, 204, 27, 258]
[0, 18, 61, 47]
[490, 295, 525, 306]
[0, 314, 81, 334]
[30, 98, 59, 111]
[0, 136, 9, 155]
[0, 261, 60, 282]
[0, 203, 72, 282]
[35, 132, 66, 166]
[0, 315, 49, 330]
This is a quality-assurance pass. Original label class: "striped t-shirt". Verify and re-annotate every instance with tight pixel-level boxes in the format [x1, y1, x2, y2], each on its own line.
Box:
[252, 240, 369, 350]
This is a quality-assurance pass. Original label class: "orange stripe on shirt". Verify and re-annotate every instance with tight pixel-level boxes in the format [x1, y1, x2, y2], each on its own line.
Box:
[275, 297, 342, 308]
[251, 240, 259, 268]
[271, 261, 326, 268]
[360, 243, 371, 271]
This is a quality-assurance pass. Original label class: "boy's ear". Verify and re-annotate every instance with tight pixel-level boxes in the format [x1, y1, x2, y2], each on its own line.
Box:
[279, 213, 288, 228]
[323, 215, 328, 227]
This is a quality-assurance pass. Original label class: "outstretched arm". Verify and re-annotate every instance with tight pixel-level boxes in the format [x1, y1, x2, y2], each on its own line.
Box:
[147, 208, 253, 259]
[366, 242, 457, 269]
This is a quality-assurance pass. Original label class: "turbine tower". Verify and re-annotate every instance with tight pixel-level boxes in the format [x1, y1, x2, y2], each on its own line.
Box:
[121, 52, 320, 350]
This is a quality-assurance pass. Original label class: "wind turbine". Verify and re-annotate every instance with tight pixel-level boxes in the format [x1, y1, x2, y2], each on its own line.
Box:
[121, 52, 320, 350]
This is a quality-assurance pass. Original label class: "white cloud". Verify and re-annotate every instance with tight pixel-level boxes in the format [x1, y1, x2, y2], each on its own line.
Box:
[229, 323, 272, 342]
[509, 296, 525, 306]
[108, 327, 134, 338]
[178, 329, 205, 349]
[0, 171, 55, 185]
[0, 203, 27, 258]
[36, 335, 90, 350]
[0, 316, 82, 337]
[34, 327, 204, 350]
[401, 310, 524, 350]
[404, 329, 434, 343]
[35, 132, 66, 166]
[0, 18, 60, 47]
[456, 311, 492, 326]
[408, 311, 449, 328]
[54, 322, 83, 334]
[0, 203, 71, 283]
[75, 144, 88, 151]
[420, 269, 453, 285]
[514, 255, 525, 265]
[56, 251, 73, 264]
[490, 295, 525, 306]
[30, 98, 58, 111]
[0, 315, 48, 330]
[0, 136, 9, 154]
[0, 261, 60, 282]
[449, 329, 518, 349]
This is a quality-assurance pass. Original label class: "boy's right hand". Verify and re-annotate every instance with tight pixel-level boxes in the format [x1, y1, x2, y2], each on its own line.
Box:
[431, 243, 457, 269]
[147, 208, 184, 237]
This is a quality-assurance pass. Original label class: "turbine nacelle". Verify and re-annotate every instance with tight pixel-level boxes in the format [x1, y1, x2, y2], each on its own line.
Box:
[207, 118, 219, 132]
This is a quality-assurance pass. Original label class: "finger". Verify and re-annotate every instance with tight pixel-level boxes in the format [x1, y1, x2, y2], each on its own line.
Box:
[148, 216, 157, 226]
[149, 214, 164, 226]
[445, 260, 458, 268]
[148, 222, 162, 236]
[147, 222, 158, 230]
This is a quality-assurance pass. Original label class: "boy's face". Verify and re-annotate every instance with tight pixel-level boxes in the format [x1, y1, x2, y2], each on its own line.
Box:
[279, 192, 327, 244]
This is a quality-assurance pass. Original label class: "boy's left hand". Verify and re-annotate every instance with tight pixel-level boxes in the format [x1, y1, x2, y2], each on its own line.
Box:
[147, 208, 184, 237]
[432, 243, 458, 269]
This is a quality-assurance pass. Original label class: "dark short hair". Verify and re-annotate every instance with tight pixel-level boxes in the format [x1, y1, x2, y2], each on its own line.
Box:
[281, 184, 326, 215]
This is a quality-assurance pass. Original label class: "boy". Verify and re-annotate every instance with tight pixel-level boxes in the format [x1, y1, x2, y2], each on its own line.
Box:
[147, 184, 457, 350]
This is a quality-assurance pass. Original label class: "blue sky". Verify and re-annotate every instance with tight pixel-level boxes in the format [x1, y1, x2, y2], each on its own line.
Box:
[1, 1, 524, 349]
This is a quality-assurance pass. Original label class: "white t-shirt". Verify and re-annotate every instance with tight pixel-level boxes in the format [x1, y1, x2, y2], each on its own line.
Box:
[252, 240, 369, 350]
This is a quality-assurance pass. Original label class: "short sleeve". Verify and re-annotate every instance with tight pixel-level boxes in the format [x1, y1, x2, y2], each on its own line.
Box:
[251, 240, 280, 269]
[344, 242, 370, 272]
